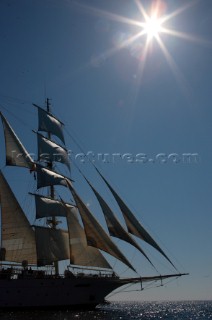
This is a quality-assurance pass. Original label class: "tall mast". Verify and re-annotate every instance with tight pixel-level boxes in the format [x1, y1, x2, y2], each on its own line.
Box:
[46, 98, 59, 274]
[46, 98, 54, 197]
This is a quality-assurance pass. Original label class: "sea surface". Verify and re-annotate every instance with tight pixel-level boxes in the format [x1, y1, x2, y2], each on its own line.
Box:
[0, 301, 211, 320]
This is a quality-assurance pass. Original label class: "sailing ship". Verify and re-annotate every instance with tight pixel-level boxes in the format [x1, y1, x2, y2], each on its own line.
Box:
[0, 99, 186, 309]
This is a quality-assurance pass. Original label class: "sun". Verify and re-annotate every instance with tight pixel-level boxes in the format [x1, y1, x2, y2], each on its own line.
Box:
[143, 16, 163, 39]
[79, 0, 205, 88]
[139, 1, 165, 41]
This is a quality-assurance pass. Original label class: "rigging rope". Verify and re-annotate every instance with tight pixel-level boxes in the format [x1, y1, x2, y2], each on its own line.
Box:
[64, 126, 181, 274]
[0, 98, 184, 276]
[0, 103, 33, 130]
[71, 160, 142, 277]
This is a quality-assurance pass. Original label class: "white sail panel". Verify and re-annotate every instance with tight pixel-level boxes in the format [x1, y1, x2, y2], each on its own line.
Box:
[67, 207, 111, 269]
[35, 227, 70, 266]
[36, 165, 70, 189]
[37, 106, 65, 144]
[0, 113, 34, 169]
[37, 134, 70, 170]
[67, 182, 136, 272]
[85, 178, 154, 266]
[34, 194, 73, 219]
[96, 168, 175, 268]
[0, 171, 37, 264]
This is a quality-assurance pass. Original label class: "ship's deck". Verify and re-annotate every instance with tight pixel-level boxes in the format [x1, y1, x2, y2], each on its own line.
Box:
[0, 263, 118, 281]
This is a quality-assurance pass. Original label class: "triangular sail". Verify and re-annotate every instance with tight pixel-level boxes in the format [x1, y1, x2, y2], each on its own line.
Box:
[32, 194, 74, 219]
[34, 104, 65, 144]
[83, 175, 154, 266]
[36, 165, 70, 189]
[34, 227, 70, 266]
[66, 206, 111, 269]
[95, 168, 176, 268]
[37, 133, 70, 170]
[0, 171, 37, 264]
[67, 181, 136, 272]
[0, 113, 34, 169]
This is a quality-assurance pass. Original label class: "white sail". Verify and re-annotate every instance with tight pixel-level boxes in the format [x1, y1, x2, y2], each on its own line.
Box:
[33, 194, 74, 219]
[66, 207, 111, 269]
[67, 182, 136, 272]
[0, 113, 34, 169]
[84, 177, 154, 266]
[36, 165, 70, 189]
[0, 171, 37, 264]
[34, 227, 70, 266]
[37, 133, 70, 170]
[96, 168, 175, 268]
[35, 104, 65, 144]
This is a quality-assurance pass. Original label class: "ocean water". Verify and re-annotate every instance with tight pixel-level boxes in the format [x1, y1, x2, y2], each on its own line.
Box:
[0, 301, 211, 320]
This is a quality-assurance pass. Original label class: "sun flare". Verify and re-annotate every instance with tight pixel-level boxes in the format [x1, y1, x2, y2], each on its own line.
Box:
[80, 0, 205, 90]
[143, 16, 162, 39]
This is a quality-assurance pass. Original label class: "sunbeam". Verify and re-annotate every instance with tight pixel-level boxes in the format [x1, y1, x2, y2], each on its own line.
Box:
[88, 30, 146, 69]
[156, 35, 191, 99]
[161, 28, 212, 47]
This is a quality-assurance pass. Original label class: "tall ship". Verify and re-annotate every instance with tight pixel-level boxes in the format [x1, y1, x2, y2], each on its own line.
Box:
[0, 99, 186, 309]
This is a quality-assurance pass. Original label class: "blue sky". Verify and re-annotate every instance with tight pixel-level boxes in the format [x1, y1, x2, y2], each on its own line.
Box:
[0, 0, 212, 301]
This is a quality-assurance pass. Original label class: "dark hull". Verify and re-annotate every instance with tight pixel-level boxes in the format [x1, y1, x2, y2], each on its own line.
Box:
[0, 276, 125, 309]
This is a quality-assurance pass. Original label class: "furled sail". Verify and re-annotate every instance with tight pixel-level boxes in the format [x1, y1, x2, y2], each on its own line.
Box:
[95, 168, 176, 268]
[0, 113, 34, 169]
[35, 104, 65, 144]
[66, 206, 111, 269]
[36, 165, 70, 189]
[67, 181, 136, 272]
[33, 194, 74, 219]
[83, 176, 154, 266]
[34, 227, 70, 266]
[37, 133, 70, 170]
[0, 171, 37, 264]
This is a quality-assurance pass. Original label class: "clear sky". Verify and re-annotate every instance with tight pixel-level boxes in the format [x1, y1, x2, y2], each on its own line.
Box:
[0, 0, 212, 301]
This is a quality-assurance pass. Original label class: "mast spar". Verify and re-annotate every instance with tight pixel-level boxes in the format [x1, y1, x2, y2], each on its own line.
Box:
[46, 98, 59, 274]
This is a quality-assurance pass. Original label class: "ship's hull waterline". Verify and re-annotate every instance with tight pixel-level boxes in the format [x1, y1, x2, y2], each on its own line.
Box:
[0, 276, 125, 309]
